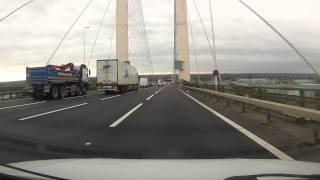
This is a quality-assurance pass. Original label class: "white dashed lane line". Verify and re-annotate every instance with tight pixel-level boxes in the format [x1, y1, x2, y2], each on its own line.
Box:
[18, 103, 88, 121]
[100, 95, 121, 101]
[109, 103, 144, 128]
[0, 98, 33, 103]
[146, 95, 154, 101]
[0, 101, 47, 110]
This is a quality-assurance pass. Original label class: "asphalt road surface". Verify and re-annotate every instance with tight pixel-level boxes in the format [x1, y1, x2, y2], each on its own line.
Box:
[0, 85, 280, 164]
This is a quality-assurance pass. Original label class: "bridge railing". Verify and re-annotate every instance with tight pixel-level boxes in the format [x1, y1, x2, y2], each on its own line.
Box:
[187, 82, 320, 110]
[0, 90, 29, 101]
[183, 85, 320, 143]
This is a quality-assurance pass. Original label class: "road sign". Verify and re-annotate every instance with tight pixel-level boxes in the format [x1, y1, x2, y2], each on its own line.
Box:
[213, 69, 219, 77]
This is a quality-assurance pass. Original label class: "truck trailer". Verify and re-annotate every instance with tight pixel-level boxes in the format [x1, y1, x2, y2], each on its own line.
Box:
[97, 59, 139, 93]
[26, 63, 89, 99]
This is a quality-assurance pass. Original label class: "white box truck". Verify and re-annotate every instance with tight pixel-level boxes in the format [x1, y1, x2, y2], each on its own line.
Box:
[97, 59, 139, 93]
[139, 78, 149, 88]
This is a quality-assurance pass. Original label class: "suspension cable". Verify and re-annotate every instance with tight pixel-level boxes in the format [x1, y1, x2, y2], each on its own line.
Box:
[87, 0, 113, 68]
[187, 6, 200, 82]
[191, 0, 216, 70]
[46, 0, 94, 65]
[108, 10, 116, 59]
[208, 0, 218, 71]
[0, 0, 34, 23]
[239, 0, 320, 76]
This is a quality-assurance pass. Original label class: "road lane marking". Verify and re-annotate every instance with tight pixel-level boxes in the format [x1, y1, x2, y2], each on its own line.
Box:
[179, 90, 294, 161]
[0, 101, 47, 110]
[109, 103, 144, 127]
[0, 98, 33, 103]
[125, 91, 136, 95]
[154, 88, 162, 94]
[63, 95, 90, 100]
[18, 103, 88, 121]
[146, 94, 154, 101]
[100, 95, 121, 101]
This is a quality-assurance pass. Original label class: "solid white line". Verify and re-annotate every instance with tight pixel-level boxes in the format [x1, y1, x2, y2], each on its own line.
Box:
[109, 103, 143, 127]
[146, 94, 154, 101]
[179, 90, 294, 161]
[100, 95, 121, 101]
[0, 101, 47, 110]
[0, 98, 33, 103]
[18, 103, 88, 121]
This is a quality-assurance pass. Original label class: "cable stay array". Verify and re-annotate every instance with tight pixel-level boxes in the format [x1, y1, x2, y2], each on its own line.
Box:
[1, 0, 318, 79]
[128, 0, 154, 76]
[0, 0, 35, 23]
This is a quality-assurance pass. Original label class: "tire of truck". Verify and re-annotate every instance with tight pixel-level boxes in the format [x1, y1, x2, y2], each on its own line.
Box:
[59, 87, 66, 98]
[82, 86, 88, 95]
[51, 86, 59, 99]
[76, 86, 82, 96]
[119, 86, 124, 93]
[32, 90, 40, 99]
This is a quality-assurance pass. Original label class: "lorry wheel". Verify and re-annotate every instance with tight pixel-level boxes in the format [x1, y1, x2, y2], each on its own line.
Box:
[76, 86, 82, 96]
[82, 86, 88, 95]
[51, 86, 59, 99]
[59, 87, 66, 98]
[32, 91, 39, 99]
[119, 86, 125, 93]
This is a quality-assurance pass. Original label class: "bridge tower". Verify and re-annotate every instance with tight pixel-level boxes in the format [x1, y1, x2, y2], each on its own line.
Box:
[174, 0, 190, 82]
[116, 0, 128, 61]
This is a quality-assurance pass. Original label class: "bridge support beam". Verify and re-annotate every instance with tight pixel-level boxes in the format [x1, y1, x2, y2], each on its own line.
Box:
[116, 0, 128, 61]
[175, 0, 190, 82]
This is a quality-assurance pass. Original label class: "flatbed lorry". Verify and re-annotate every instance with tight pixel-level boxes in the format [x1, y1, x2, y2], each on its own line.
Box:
[26, 63, 89, 99]
[96, 59, 139, 94]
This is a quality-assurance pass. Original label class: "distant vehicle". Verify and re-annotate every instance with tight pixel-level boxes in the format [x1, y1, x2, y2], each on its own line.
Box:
[97, 59, 139, 94]
[26, 63, 89, 99]
[157, 79, 165, 87]
[139, 78, 149, 88]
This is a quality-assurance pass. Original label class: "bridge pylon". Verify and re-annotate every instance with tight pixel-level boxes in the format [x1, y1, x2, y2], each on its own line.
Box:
[116, 0, 129, 62]
[174, 0, 190, 82]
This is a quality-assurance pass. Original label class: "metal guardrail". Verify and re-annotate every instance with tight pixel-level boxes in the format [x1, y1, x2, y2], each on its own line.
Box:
[184, 85, 320, 144]
[188, 83, 320, 110]
[0, 90, 29, 101]
[184, 86, 320, 122]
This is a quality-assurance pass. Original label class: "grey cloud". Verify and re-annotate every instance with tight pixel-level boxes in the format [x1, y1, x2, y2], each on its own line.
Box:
[0, 0, 319, 81]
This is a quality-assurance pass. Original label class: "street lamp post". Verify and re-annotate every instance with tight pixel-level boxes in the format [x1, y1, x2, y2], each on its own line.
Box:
[83, 26, 90, 65]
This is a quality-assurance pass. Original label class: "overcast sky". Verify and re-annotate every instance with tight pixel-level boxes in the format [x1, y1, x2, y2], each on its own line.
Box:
[0, 0, 319, 81]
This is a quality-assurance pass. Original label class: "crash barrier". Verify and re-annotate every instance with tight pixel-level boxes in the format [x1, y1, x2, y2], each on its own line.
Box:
[183, 85, 320, 144]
